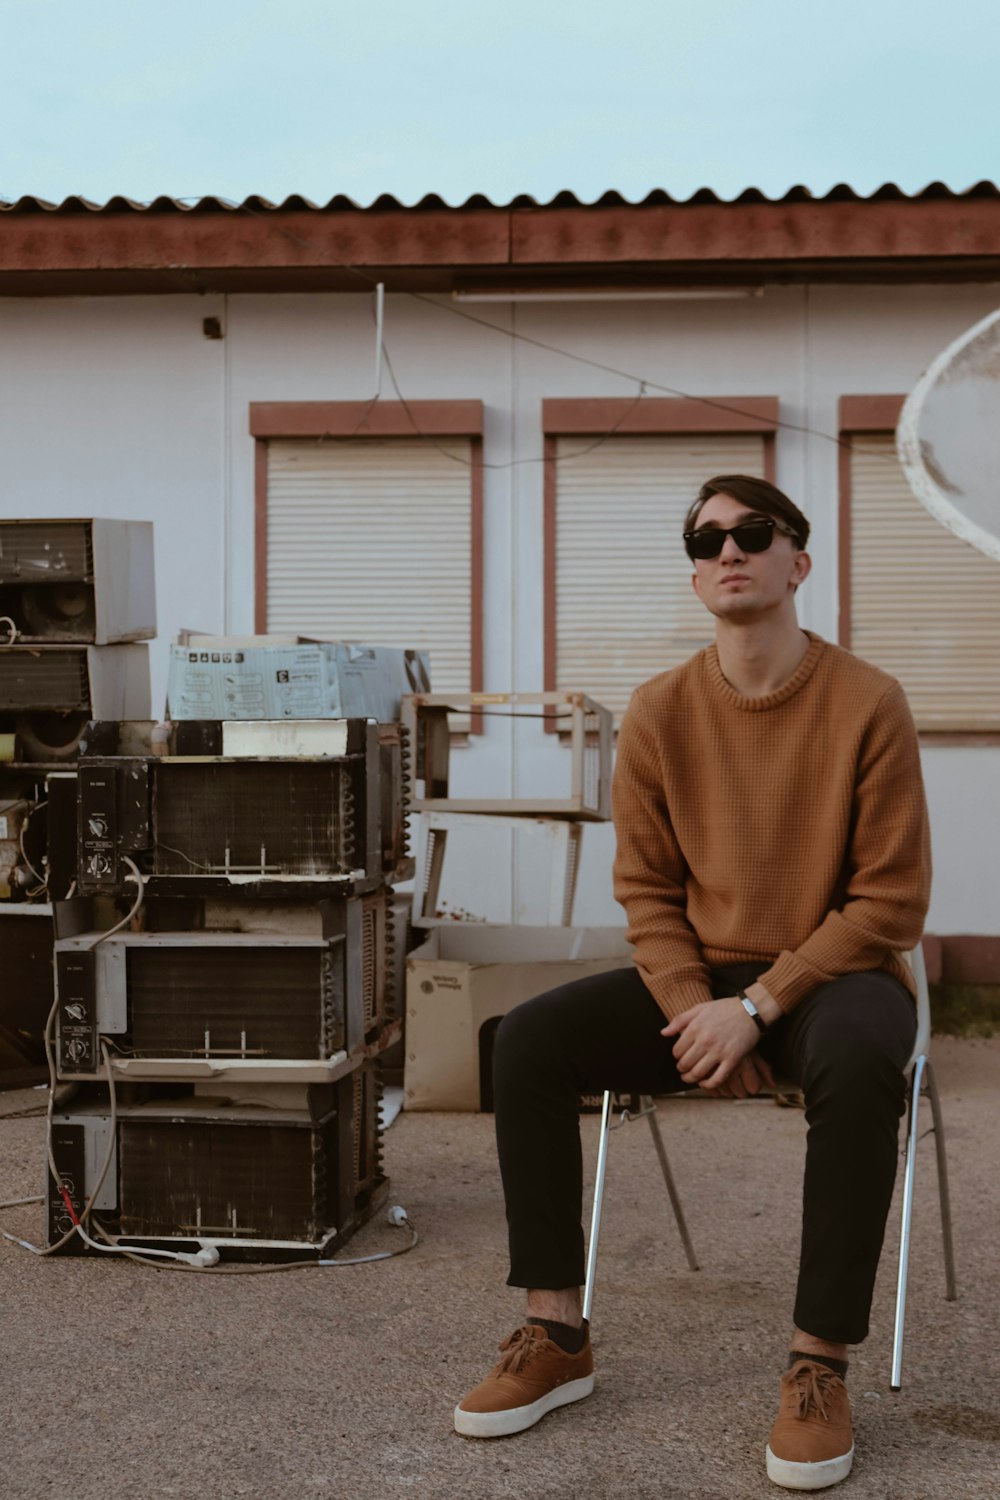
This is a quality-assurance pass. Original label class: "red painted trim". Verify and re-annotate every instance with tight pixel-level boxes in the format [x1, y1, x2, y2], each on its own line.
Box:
[928, 930, 1000, 984]
[929, 933, 1000, 984]
[513, 202, 1000, 268]
[837, 398, 906, 648]
[837, 395, 905, 432]
[254, 439, 268, 632]
[542, 436, 558, 733]
[543, 396, 779, 435]
[253, 410, 486, 731]
[837, 435, 852, 648]
[543, 403, 777, 734]
[249, 400, 484, 439]
[6, 203, 1000, 285]
[840, 397, 1000, 741]
[0, 210, 509, 274]
[919, 732, 1000, 746]
[469, 438, 485, 735]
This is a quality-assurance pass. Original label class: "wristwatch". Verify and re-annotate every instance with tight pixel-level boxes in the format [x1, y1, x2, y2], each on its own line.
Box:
[738, 988, 769, 1034]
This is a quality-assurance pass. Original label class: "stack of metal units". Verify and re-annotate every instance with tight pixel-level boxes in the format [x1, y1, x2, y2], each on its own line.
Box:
[48, 673, 415, 1262]
[0, 520, 153, 1087]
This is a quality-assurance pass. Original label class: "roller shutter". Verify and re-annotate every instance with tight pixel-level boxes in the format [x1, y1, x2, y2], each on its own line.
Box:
[266, 438, 472, 691]
[555, 433, 767, 721]
[850, 435, 1000, 730]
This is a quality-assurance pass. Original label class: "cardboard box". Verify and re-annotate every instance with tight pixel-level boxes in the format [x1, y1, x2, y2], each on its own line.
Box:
[404, 925, 633, 1111]
[166, 637, 430, 722]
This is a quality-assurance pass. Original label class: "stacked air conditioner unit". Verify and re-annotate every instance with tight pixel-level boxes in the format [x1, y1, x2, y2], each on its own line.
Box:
[48, 698, 413, 1261]
[0, 519, 154, 764]
[0, 520, 154, 1085]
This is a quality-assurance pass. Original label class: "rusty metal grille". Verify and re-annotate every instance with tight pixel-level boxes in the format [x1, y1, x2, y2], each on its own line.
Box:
[361, 906, 376, 1031]
[127, 946, 337, 1059]
[0, 649, 91, 711]
[0, 522, 93, 583]
[152, 762, 357, 876]
[351, 1064, 382, 1195]
[352, 1071, 363, 1189]
[119, 1118, 325, 1242]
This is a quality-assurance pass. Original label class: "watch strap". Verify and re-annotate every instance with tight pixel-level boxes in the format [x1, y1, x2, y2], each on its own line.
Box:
[738, 989, 768, 1034]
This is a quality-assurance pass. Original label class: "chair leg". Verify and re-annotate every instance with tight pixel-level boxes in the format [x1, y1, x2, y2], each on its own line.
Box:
[582, 1091, 614, 1324]
[641, 1096, 700, 1272]
[891, 1054, 926, 1391]
[923, 1058, 958, 1303]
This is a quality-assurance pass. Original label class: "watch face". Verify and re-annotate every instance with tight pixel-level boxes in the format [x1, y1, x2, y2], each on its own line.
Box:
[740, 994, 766, 1031]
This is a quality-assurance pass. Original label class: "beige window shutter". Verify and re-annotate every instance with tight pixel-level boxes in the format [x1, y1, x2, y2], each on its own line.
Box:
[555, 433, 767, 721]
[850, 435, 1000, 731]
[266, 438, 472, 691]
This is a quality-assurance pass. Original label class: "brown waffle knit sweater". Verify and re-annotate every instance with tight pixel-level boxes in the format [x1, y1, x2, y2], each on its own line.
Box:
[612, 632, 931, 1020]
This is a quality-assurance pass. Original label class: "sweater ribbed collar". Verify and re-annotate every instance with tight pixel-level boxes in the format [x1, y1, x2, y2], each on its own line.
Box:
[702, 630, 826, 712]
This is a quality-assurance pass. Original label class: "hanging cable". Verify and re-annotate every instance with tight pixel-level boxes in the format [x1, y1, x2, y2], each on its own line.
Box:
[180, 194, 904, 469]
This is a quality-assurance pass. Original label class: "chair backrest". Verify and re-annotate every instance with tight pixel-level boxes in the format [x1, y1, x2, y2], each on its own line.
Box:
[904, 944, 931, 1067]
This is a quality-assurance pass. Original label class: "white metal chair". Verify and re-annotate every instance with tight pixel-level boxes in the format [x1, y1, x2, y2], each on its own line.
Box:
[582, 948, 957, 1390]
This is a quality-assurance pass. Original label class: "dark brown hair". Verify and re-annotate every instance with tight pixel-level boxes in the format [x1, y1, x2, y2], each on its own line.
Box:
[684, 475, 811, 548]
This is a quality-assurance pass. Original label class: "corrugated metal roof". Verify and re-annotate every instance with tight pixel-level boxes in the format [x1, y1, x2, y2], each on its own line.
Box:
[2, 182, 999, 214]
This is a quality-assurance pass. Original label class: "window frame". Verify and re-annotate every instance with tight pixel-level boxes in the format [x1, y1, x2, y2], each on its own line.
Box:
[541, 396, 779, 731]
[838, 394, 1000, 745]
[249, 399, 485, 729]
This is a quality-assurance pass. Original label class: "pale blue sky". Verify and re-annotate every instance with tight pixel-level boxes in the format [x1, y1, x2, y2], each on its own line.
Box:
[1, 0, 997, 206]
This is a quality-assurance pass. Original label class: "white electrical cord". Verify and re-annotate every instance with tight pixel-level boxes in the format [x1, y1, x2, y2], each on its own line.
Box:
[17, 798, 48, 890]
[87, 1204, 418, 1274]
[0, 616, 19, 645]
[2, 854, 418, 1273]
[89, 857, 145, 949]
[2, 863, 162, 1260]
[318, 1205, 418, 1267]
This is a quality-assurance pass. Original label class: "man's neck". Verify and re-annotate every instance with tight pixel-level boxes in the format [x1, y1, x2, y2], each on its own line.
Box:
[714, 614, 811, 698]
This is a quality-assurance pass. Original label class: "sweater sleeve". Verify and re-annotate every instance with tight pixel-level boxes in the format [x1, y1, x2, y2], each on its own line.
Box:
[757, 681, 932, 1012]
[612, 694, 715, 1020]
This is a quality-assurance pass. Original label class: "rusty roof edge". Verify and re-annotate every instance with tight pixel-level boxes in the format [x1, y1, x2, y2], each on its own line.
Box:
[2, 181, 1000, 215]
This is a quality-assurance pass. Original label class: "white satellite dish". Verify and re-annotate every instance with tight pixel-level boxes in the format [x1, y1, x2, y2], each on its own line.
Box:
[897, 306, 1000, 563]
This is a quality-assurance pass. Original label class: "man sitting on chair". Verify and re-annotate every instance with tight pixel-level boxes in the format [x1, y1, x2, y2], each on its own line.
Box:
[453, 475, 931, 1492]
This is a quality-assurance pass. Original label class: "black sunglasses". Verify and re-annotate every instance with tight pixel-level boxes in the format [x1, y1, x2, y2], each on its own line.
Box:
[683, 516, 798, 561]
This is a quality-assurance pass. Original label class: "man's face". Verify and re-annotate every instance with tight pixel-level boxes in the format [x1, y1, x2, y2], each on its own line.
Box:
[689, 491, 811, 621]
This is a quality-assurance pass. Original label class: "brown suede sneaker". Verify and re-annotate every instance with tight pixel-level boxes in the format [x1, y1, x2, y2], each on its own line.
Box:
[454, 1323, 595, 1438]
[766, 1358, 854, 1490]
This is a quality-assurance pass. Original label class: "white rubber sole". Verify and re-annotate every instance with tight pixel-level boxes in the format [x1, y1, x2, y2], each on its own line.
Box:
[454, 1375, 595, 1438]
[766, 1442, 854, 1490]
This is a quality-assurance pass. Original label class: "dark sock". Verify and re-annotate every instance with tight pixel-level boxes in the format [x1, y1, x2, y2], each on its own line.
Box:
[533, 1317, 588, 1354]
[788, 1350, 848, 1380]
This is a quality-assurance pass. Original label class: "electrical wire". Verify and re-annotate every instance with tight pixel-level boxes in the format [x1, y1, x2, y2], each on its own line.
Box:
[0, 861, 146, 1258]
[212, 194, 904, 469]
[90, 856, 145, 948]
[154, 841, 214, 872]
[87, 1208, 418, 1274]
[18, 798, 47, 889]
[380, 335, 653, 471]
[0, 616, 19, 645]
[1, 854, 418, 1274]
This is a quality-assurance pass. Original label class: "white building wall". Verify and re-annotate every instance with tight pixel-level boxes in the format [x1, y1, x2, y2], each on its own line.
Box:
[0, 281, 997, 934]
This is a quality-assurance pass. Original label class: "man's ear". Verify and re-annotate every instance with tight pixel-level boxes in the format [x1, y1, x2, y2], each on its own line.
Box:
[691, 569, 703, 602]
[791, 550, 812, 589]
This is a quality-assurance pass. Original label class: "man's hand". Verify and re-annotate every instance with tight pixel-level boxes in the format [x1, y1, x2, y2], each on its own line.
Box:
[662, 996, 769, 1092]
[700, 1050, 775, 1100]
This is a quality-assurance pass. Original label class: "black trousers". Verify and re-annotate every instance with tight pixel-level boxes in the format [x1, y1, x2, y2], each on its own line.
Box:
[493, 963, 916, 1345]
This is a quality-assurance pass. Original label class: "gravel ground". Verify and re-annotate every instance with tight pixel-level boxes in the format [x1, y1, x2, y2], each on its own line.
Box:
[0, 1035, 996, 1500]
